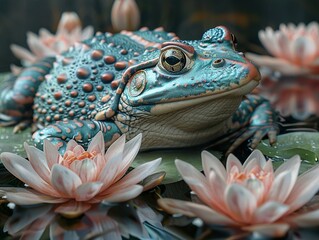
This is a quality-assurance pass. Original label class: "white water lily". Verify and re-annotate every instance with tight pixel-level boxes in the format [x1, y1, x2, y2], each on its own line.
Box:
[10, 12, 93, 67]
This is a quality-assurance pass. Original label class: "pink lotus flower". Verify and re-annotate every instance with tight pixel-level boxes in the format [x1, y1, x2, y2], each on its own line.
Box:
[0, 132, 162, 215]
[247, 22, 319, 76]
[246, 23, 319, 119]
[111, 0, 140, 32]
[10, 12, 93, 68]
[158, 150, 319, 237]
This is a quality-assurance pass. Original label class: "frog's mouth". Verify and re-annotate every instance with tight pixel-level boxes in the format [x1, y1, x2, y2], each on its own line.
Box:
[149, 78, 259, 115]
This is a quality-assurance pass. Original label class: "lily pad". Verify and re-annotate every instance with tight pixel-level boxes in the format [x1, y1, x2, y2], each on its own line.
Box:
[132, 148, 222, 184]
[257, 132, 319, 163]
[0, 127, 33, 159]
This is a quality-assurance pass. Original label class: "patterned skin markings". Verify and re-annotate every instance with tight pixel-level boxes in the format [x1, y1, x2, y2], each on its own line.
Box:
[96, 85, 104, 91]
[82, 83, 93, 92]
[53, 91, 63, 100]
[51, 105, 57, 111]
[114, 61, 128, 71]
[0, 28, 279, 154]
[87, 95, 96, 102]
[57, 74, 68, 84]
[70, 91, 78, 98]
[54, 114, 60, 121]
[69, 110, 75, 117]
[46, 116, 51, 122]
[78, 101, 86, 108]
[76, 67, 91, 79]
[66, 84, 73, 90]
[81, 109, 87, 114]
[74, 120, 84, 127]
[90, 49, 104, 61]
[101, 72, 114, 83]
[64, 100, 72, 107]
[101, 95, 111, 103]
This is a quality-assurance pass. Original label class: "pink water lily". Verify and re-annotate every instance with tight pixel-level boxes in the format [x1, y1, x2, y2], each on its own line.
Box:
[0, 132, 161, 215]
[158, 150, 319, 237]
[247, 22, 319, 76]
[10, 12, 93, 69]
[111, 0, 140, 32]
[246, 22, 319, 119]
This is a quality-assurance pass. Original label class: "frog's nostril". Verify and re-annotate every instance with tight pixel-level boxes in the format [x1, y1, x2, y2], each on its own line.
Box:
[212, 58, 225, 68]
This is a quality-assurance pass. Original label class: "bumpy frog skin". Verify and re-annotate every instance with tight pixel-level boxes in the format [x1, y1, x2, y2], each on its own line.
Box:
[0, 26, 278, 153]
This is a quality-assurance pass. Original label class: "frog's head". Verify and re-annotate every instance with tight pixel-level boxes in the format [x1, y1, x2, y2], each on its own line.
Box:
[117, 27, 260, 144]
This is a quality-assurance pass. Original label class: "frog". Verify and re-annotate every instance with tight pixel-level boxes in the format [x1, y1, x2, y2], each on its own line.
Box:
[0, 26, 278, 154]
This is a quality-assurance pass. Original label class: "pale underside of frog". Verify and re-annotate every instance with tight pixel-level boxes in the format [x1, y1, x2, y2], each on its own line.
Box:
[0, 26, 278, 154]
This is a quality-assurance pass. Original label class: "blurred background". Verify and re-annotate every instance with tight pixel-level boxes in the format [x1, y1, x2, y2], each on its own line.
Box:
[1, 0, 319, 72]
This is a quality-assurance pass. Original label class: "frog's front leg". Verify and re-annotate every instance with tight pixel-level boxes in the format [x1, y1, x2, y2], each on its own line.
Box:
[226, 95, 279, 155]
[32, 119, 121, 153]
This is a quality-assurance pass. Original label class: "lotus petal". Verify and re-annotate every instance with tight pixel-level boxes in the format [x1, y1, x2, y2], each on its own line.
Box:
[254, 201, 289, 223]
[54, 200, 92, 218]
[285, 164, 319, 213]
[105, 158, 161, 193]
[10, 44, 36, 63]
[113, 133, 142, 182]
[0, 188, 66, 205]
[289, 208, 319, 227]
[158, 198, 239, 226]
[24, 143, 51, 183]
[225, 183, 257, 223]
[174, 159, 214, 205]
[43, 139, 61, 169]
[87, 131, 105, 154]
[226, 153, 243, 175]
[243, 150, 267, 171]
[201, 150, 226, 180]
[244, 223, 290, 238]
[102, 185, 143, 203]
[75, 182, 103, 201]
[70, 159, 97, 183]
[51, 164, 82, 197]
[0, 152, 58, 196]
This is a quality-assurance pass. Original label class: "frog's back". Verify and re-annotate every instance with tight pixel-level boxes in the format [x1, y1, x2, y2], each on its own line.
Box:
[33, 28, 178, 126]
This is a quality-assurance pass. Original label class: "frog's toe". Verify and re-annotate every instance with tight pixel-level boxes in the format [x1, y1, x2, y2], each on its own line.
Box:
[226, 125, 279, 155]
[250, 127, 270, 149]
[226, 128, 255, 155]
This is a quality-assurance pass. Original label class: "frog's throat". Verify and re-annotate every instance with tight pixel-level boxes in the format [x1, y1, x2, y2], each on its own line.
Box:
[95, 58, 159, 120]
[150, 79, 259, 115]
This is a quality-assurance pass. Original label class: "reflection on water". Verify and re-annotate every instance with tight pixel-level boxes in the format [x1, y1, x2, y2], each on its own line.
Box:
[3, 197, 180, 240]
[1, 193, 179, 240]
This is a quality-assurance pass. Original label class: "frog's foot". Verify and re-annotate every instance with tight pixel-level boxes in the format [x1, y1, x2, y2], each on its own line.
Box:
[32, 119, 121, 154]
[226, 124, 279, 156]
[12, 120, 32, 133]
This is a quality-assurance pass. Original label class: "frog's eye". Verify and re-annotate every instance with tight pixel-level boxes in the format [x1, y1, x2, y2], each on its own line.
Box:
[160, 48, 187, 73]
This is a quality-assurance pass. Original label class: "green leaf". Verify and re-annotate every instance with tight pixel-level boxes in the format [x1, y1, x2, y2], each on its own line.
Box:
[132, 147, 222, 184]
[0, 127, 33, 159]
[257, 132, 319, 163]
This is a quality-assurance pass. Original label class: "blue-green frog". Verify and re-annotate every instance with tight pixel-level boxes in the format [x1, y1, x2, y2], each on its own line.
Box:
[0, 26, 278, 154]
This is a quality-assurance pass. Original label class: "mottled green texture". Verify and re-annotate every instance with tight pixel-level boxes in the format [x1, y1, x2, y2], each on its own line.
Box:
[257, 132, 319, 163]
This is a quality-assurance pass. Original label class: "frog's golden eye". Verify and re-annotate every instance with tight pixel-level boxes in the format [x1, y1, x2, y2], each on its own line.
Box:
[160, 48, 187, 73]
